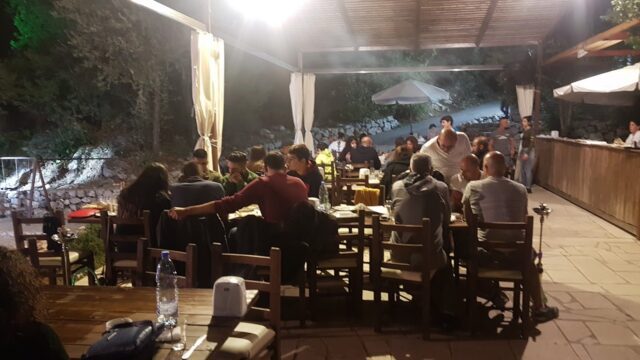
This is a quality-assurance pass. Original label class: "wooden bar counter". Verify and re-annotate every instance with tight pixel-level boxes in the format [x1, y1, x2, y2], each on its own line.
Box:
[536, 137, 640, 239]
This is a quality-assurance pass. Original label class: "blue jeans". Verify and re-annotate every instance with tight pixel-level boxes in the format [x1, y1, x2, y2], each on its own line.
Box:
[519, 148, 535, 189]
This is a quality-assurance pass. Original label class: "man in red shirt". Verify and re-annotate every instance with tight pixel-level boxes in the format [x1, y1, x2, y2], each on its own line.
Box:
[169, 152, 308, 224]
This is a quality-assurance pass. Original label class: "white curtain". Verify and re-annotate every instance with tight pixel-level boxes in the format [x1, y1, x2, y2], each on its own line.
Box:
[303, 73, 316, 154]
[191, 31, 224, 171]
[516, 84, 535, 118]
[289, 73, 304, 145]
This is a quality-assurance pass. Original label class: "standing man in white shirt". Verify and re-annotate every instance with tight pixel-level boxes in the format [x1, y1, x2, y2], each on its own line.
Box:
[420, 127, 472, 183]
[624, 120, 640, 147]
[328, 132, 346, 158]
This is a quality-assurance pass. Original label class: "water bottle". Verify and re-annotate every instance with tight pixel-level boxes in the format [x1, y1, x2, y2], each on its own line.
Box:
[319, 182, 331, 211]
[156, 251, 178, 327]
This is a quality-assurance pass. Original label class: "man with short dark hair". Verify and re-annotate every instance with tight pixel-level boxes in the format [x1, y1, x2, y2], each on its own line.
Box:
[192, 149, 223, 183]
[350, 136, 381, 169]
[472, 136, 489, 168]
[286, 144, 324, 197]
[170, 152, 308, 225]
[171, 161, 224, 207]
[328, 132, 346, 157]
[463, 151, 559, 323]
[223, 151, 258, 196]
[440, 115, 454, 130]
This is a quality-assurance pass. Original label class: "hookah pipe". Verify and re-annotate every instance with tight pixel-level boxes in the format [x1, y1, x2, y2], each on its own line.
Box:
[51, 226, 78, 286]
[532, 203, 551, 274]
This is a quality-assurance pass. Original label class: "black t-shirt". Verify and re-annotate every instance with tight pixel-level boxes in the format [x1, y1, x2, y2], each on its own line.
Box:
[288, 163, 323, 198]
[349, 146, 382, 169]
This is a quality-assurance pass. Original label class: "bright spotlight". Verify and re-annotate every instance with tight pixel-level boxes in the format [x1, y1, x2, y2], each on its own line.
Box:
[226, 0, 307, 26]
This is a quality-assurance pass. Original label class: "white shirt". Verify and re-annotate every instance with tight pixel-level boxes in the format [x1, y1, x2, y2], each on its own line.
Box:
[450, 170, 484, 194]
[625, 132, 640, 147]
[420, 132, 472, 182]
[329, 140, 346, 154]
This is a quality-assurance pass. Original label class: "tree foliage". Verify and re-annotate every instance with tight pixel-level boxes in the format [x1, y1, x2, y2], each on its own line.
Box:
[604, 0, 640, 49]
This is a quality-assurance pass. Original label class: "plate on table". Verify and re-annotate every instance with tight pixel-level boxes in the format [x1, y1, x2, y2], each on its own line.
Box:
[332, 210, 358, 219]
[333, 205, 355, 212]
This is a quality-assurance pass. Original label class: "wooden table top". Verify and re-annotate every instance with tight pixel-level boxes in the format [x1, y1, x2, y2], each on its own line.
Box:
[43, 286, 258, 360]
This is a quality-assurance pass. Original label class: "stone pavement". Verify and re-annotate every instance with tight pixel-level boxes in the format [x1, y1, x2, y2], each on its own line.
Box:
[1, 187, 640, 359]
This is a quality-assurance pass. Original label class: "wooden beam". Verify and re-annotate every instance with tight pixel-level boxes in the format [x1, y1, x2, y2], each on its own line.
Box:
[300, 41, 530, 53]
[130, 0, 206, 32]
[337, 0, 358, 50]
[475, 0, 499, 46]
[544, 19, 640, 65]
[415, 0, 422, 50]
[305, 64, 504, 75]
[584, 49, 640, 58]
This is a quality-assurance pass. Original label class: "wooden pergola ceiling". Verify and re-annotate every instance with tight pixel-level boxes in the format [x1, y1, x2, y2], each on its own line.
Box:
[210, 0, 571, 54]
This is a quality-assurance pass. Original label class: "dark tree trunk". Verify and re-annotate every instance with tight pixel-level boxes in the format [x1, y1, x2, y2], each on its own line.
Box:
[152, 84, 161, 154]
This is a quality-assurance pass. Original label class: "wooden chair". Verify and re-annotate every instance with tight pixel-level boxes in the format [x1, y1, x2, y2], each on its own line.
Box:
[371, 215, 432, 340]
[305, 210, 365, 322]
[12, 210, 95, 285]
[318, 161, 337, 204]
[334, 175, 385, 206]
[100, 210, 150, 286]
[211, 243, 281, 360]
[465, 211, 534, 337]
[137, 240, 197, 288]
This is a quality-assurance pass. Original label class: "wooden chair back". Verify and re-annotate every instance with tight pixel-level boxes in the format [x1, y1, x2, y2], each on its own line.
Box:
[11, 210, 65, 251]
[138, 240, 197, 288]
[371, 215, 432, 276]
[211, 243, 281, 328]
[100, 209, 150, 285]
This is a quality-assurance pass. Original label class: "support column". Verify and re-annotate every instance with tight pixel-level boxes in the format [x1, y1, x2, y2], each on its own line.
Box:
[533, 41, 544, 135]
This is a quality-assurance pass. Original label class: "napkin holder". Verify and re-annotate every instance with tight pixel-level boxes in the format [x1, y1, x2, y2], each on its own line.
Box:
[213, 276, 247, 317]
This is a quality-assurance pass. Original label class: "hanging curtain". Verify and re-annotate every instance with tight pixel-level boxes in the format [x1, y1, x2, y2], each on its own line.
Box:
[303, 73, 316, 154]
[289, 72, 304, 145]
[516, 84, 535, 118]
[191, 31, 224, 171]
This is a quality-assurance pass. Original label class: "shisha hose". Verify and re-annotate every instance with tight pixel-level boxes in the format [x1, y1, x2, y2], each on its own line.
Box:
[532, 203, 552, 274]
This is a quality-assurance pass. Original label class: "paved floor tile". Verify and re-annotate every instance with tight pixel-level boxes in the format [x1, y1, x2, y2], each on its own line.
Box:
[451, 341, 515, 360]
[557, 321, 593, 342]
[570, 343, 592, 360]
[585, 322, 640, 346]
[585, 344, 640, 360]
[568, 256, 626, 284]
[602, 284, 640, 296]
[618, 272, 640, 284]
[571, 292, 617, 309]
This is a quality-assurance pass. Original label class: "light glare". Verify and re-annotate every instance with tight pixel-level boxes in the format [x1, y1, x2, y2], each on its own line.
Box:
[227, 0, 306, 26]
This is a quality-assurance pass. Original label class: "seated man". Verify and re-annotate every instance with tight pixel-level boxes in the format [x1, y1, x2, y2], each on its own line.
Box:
[449, 154, 483, 213]
[472, 136, 489, 168]
[222, 151, 258, 196]
[391, 153, 450, 270]
[350, 136, 382, 169]
[463, 151, 558, 323]
[420, 128, 472, 183]
[286, 144, 324, 198]
[390, 153, 456, 328]
[171, 161, 225, 207]
[191, 148, 223, 183]
[170, 152, 308, 226]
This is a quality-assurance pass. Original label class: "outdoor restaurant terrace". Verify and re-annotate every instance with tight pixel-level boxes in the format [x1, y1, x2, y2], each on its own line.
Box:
[0, 0, 639, 359]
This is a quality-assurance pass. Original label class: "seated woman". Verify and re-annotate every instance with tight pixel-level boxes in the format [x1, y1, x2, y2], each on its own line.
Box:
[381, 145, 412, 197]
[0, 246, 69, 360]
[338, 136, 358, 163]
[286, 144, 323, 198]
[247, 145, 267, 175]
[117, 163, 171, 248]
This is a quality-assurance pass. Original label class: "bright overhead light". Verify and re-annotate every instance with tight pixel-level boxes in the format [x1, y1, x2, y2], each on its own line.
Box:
[227, 0, 306, 26]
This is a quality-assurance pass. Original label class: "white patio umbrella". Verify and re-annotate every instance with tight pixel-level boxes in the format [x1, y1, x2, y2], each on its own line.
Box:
[372, 79, 450, 105]
[553, 62, 640, 106]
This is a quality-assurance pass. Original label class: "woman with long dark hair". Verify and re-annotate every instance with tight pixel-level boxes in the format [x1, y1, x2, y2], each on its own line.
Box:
[117, 162, 171, 248]
[406, 135, 419, 154]
[0, 246, 69, 359]
[338, 136, 358, 162]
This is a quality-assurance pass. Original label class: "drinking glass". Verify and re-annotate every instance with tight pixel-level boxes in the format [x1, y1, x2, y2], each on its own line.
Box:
[171, 316, 187, 351]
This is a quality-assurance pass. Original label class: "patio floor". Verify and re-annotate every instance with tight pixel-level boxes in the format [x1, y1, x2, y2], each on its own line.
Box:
[1, 187, 639, 359]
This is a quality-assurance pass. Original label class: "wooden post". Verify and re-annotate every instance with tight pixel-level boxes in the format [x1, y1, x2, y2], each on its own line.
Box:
[533, 41, 544, 135]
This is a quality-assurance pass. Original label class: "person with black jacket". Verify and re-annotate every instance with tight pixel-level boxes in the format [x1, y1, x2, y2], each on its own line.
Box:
[286, 144, 324, 198]
[381, 145, 411, 198]
[350, 136, 381, 169]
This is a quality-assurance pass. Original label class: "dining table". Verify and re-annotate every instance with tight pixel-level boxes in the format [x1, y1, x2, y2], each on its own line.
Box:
[44, 285, 258, 360]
